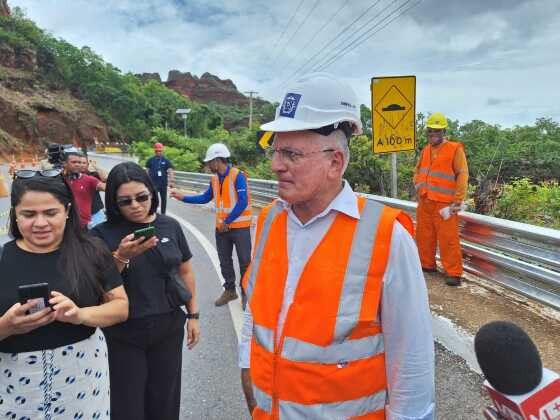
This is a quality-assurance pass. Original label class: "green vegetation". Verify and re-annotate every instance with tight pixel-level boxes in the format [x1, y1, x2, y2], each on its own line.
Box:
[1, 9, 558, 228]
[0, 8, 222, 141]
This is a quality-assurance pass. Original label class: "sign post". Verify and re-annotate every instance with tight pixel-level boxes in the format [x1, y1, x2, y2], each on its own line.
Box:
[176, 108, 191, 137]
[371, 76, 416, 197]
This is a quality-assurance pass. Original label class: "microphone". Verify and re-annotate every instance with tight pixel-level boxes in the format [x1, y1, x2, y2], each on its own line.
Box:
[474, 321, 560, 420]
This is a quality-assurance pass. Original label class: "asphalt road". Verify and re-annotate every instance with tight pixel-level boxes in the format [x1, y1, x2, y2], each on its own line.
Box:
[0, 160, 489, 419]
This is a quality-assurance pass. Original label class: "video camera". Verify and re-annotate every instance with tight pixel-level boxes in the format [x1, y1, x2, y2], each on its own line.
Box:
[46, 143, 75, 168]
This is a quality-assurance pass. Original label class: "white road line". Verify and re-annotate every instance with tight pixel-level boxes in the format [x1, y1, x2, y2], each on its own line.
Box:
[167, 211, 244, 343]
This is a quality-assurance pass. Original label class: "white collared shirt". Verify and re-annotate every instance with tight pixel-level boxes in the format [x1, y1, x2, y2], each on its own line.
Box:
[239, 181, 435, 420]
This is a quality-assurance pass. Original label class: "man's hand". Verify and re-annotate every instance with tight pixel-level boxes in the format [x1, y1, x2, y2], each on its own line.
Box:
[170, 188, 185, 201]
[450, 201, 464, 215]
[241, 368, 256, 414]
[217, 222, 230, 233]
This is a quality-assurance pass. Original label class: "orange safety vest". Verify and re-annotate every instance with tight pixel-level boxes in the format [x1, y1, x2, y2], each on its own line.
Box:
[211, 167, 252, 229]
[415, 141, 463, 203]
[243, 196, 414, 419]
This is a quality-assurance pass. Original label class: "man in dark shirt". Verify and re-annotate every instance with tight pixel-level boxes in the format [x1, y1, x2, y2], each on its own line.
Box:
[145, 143, 174, 214]
[80, 156, 107, 228]
[63, 150, 105, 227]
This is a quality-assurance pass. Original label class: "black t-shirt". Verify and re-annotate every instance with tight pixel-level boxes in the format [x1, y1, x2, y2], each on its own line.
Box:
[91, 214, 192, 322]
[88, 171, 104, 214]
[0, 240, 122, 353]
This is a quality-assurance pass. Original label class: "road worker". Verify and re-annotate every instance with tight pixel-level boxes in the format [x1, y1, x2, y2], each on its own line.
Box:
[414, 112, 469, 286]
[171, 143, 252, 308]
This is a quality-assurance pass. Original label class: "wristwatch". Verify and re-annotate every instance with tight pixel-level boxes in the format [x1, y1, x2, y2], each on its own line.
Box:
[186, 312, 200, 319]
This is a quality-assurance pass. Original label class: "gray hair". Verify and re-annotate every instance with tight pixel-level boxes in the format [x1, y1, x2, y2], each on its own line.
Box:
[324, 129, 350, 173]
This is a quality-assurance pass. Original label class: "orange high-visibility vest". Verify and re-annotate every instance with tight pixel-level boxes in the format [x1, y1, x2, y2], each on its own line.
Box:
[243, 196, 414, 419]
[212, 167, 252, 229]
[415, 141, 463, 203]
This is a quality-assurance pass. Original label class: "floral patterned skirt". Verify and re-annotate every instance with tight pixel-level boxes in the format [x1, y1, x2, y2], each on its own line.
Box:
[0, 329, 110, 420]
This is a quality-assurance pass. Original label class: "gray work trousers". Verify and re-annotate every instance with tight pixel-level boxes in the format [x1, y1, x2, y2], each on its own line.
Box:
[215, 226, 252, 291]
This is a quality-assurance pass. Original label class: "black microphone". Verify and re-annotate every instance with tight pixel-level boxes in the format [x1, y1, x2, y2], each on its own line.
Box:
[474, 321, 560, 419]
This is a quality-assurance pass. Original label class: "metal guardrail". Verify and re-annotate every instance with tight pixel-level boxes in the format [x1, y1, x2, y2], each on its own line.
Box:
[174, 171, 560, 311]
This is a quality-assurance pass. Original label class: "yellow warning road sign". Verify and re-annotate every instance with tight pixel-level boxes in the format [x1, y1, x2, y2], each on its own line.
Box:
[256, 131, 274, 151]
[371, 76, 416, 154]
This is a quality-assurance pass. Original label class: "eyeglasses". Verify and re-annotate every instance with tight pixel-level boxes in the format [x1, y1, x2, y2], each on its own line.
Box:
[265, 148, 336, 164]
[116, 193, 151, 207]
[427, 128, 444, 135]
[14, 169, 62, 179]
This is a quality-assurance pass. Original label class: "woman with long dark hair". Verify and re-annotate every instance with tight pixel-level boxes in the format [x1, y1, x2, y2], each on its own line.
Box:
[0, 170, 128, 419]
[91, 161, 200, 420]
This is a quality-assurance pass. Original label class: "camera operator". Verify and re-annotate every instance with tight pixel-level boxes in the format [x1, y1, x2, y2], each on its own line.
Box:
[64, 149, 105, 227]
[80, 156, 107, 229]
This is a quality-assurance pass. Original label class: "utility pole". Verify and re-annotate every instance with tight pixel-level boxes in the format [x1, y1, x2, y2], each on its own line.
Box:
[244, 91, 258, 128]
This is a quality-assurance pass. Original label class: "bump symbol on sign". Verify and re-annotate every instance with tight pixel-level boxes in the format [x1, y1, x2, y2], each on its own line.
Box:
[375, 85, 412, 130]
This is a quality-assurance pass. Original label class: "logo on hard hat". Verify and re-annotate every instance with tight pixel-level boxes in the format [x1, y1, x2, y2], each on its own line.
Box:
[279, 93, 301, 118]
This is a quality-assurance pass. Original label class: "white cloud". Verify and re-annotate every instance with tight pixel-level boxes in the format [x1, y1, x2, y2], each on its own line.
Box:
[8, 0, 560, 127]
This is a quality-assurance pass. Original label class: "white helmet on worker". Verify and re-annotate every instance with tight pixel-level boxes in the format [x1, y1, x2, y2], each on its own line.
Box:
[204, 143, 231, 162]
[261, 72, 362, 136]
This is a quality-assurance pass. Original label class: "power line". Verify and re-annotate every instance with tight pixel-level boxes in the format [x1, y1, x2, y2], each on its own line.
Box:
[287, 0, 350, 68]
[274, 0, 321, 65]
[271, 0, 306, 53]
[316, 0, 422, 72]
[311, 0, 391, 71]
[311, 0, 400, 72]
[280, 0, 386, 87]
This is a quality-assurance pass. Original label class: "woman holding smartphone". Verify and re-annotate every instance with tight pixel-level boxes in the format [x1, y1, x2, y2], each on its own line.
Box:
[91, 161, 200, 420]
[0, 170, 128, 419]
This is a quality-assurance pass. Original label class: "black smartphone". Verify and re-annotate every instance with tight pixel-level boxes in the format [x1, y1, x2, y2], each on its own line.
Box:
[17, 283, 50, 314]
[133, 226, 156, 241]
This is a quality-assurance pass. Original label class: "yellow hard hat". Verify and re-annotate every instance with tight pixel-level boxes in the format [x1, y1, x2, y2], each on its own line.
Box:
[426, 112, 448, 129]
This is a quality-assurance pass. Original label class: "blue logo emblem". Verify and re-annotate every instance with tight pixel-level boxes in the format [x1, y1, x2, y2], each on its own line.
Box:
[279, 93, 301, 118]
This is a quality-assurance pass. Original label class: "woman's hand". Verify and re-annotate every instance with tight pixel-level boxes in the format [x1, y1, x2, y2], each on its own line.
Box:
[49, 291, 84, 325]
[0, 301, 56, 337]
[186, 319, 200, 350]
[116, 233, 158, 260]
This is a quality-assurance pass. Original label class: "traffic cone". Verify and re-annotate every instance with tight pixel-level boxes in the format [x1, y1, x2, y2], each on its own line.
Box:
[0, 173, 9, 197]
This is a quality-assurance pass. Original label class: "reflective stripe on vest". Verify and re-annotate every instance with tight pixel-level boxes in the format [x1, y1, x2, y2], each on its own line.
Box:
[279, 390, 387, 419]
[253, 384, 273, 414]
[212, 167, 252, 228]
[415, 141, 461, 203]
[334, 199, 382, 342]
[245, 203, 280, 302]
[282, 333, 384, 364]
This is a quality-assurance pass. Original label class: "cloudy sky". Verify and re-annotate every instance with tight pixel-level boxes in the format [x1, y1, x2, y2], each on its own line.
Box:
[9, 0, 560, 127]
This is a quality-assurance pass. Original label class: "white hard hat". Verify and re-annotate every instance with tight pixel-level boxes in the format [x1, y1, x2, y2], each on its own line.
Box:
[204, 143, 231, 162]
[261, 72, 362, 135]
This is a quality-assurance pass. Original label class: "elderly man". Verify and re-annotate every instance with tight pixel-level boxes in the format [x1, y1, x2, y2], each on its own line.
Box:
[239, 74, 435, 419]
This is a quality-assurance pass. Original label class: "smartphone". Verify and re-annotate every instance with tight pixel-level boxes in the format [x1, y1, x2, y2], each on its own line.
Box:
[17, 283, 50, 314]
[133, 226, 156, 241]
